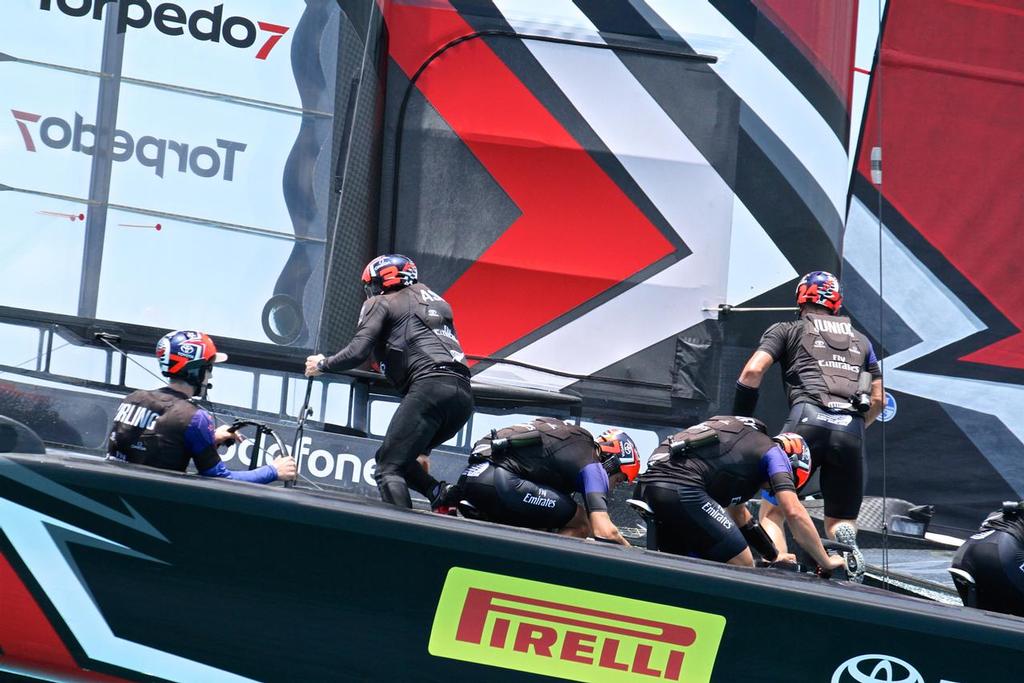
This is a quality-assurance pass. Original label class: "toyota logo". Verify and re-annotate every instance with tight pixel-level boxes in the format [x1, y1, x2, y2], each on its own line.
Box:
[832, 654, 925, 683]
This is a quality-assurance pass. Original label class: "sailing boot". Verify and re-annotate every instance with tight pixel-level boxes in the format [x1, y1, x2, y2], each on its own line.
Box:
[377, 474, 413, 508]
[833, 522, 865, 583]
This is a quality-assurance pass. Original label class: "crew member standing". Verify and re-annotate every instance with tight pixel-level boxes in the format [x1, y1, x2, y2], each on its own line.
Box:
[732, 271, 883, 562]
[306, 254, 473, 509]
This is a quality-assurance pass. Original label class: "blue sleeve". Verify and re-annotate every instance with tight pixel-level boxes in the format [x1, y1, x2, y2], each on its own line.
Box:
[862, 339, 882, 380]
[760, 445, 796, 495]
[185, 410, 222, 472]
[577, 462, 610, 513]
[199, 461, 279, 484]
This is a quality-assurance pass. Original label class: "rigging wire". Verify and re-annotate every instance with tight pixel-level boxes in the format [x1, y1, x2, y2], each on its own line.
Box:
[875, 0, 890, 586]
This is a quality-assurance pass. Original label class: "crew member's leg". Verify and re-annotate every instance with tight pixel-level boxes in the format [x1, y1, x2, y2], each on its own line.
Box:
[558, 504, 592, 539]
[374, 381, 447, 507]
[460, 464, 576, 530]
[643, 483, 750, 565]
[758, 494, 788, 553]
[399, 376, 474, 504]
[818, 430, 864, 539]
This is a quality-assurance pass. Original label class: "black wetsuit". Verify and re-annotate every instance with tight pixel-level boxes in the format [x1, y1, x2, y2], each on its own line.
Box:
[756, 313, 882, 519]
[951, 510, 1024, 616]
[637, 416, 796, 562]
[322, 283, 473, 507]
[456, 418, 611, 530]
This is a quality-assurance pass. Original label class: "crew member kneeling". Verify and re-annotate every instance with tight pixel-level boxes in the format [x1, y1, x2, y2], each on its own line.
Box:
[636, 416, 844, 572]
[451, 418, 639, 546]
[107, 330, 296, 484]
[950, 502, 1024, 617]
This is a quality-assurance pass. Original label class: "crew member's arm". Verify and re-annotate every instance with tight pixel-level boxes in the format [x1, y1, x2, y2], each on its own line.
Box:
[733, 324, 785, 416]
[865, 379, 884, 426]
[186, 412, 292, 484]
[775, 490, 844, 572]
[578, 463, 630, 546]
[728, 502, 793, 562]
[306, 298, 387, 376]
[761, 446, 842, 570]
[863, 341, 885, 427]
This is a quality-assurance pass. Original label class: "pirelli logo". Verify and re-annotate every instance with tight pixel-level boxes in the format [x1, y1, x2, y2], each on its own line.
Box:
[429, 568, 726, 682]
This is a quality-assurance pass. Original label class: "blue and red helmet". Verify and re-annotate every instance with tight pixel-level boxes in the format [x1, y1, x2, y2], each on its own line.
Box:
[157, 330, 227, 388]
[596, 428, 640, 482]
[362, 254, 418, 298]
[796, 271, 842, 313]
[773, 432, 812, 490]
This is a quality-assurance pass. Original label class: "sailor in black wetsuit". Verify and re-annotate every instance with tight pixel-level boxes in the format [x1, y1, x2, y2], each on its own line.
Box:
[636, 416, 845, 572]
[108, 330, 297, 484]
[305, 254, 473, 509]
[950, 502, 1024, 617]
[733, 271, 883, 557]
[452, 419, 639, 545]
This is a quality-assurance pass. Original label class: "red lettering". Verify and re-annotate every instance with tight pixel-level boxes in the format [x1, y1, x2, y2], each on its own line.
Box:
[560, 631, 596, 664]
[490, 617, 510, 648]
[11, 110, 41, 152]
[599, 638, 630, 671]
[631, 644, 662, 677]
[256, 21, 288, 60]
[664, 650, 685, 681]
[513, 623, 557, 657]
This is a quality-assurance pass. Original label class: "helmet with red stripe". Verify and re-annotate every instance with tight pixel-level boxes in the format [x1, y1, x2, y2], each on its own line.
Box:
[157, 330, 227, 391]
[362, 254, 418, 298]
[596, 428, 640, 482]
[773, 432, 812, 490]
[796, 271, 843, 313]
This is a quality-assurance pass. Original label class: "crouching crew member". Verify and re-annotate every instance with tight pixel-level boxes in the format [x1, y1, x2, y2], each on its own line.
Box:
[636, 415, 845, 573]
[108, 330, 296, 484]
[950, 502, 1024, 617]
[451, 418, 639, 545]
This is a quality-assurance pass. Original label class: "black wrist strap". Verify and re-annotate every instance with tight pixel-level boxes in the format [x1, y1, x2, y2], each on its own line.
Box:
[732, 381, 760, 417]
[740, 519, 778, 561]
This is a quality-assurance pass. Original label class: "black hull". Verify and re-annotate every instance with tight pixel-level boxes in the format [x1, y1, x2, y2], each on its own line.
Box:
[0, 452, 1021, 682]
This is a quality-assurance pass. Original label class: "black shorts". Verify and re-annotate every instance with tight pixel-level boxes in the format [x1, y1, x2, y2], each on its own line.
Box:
[456, 462, 577, 530]
[639, 482, 747, 563]
[785, 402, 865, 520]
[952, 529, 1024, 617]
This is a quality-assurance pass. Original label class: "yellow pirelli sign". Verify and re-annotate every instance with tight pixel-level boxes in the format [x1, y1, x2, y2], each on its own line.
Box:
[429, 568, 726, 682]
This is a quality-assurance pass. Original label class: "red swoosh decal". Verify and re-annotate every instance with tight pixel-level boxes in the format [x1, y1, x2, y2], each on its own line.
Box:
[383, 1, 674, 359]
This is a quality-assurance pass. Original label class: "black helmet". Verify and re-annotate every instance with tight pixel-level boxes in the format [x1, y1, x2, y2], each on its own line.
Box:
[361, 254, 418, 298]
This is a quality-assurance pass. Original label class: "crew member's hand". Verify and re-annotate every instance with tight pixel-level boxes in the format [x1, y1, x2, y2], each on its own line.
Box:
[775, 552, 797, 564]
[824, 554, 847, 573]
[214, 425, 243, 447]
[272, 455, 298, 481]
[305, 354, 325, 377]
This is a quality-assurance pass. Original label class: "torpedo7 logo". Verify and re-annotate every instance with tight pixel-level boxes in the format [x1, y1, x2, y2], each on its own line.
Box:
[430, 568, 726, 682]
[40, 1, 289, 60]
[11, 110, 246, 181]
